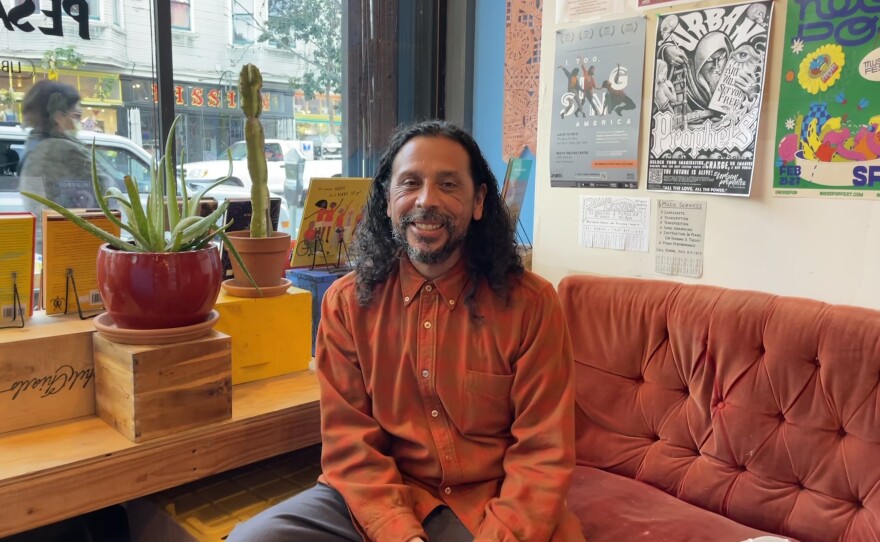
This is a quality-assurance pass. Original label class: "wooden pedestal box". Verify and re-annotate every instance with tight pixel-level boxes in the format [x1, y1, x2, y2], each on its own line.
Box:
[0, 314, 97, 435]
[93, 331, 232, 442]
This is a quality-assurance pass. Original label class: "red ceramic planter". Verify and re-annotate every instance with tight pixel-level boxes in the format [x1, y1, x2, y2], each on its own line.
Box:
[96, 244, 223, 329]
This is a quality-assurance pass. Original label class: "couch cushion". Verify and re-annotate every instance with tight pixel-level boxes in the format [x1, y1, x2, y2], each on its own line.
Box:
[568, 466, 795, 542]
[558, 276, 880, 542]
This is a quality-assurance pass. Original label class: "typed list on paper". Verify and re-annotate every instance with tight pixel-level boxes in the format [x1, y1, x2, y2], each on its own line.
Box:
[655, 199, 706, 278]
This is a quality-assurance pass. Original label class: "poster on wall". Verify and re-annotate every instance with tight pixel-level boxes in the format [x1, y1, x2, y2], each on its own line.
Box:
[646, 1, 773, 196]
[503, 0, 542, 160]
[773, 1, 880, 199]
[550, 17, 647, 189]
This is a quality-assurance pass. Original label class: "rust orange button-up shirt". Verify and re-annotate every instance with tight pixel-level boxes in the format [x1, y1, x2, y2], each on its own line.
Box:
[315, 256, 584, 542]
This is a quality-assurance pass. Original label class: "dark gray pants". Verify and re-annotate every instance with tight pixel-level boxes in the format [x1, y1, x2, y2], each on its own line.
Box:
[227, 483, 474, 542]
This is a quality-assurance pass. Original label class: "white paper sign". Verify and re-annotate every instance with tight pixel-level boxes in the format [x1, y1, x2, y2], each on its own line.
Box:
[655, 199, 707, 278]
[556, 0, 623, 23]
[579, 196, 650, 251]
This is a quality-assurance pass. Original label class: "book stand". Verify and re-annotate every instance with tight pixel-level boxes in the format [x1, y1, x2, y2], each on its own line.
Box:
[63, 268, 104, 320]
[0, 272, 25, 329]
[333, 228, 353, 269]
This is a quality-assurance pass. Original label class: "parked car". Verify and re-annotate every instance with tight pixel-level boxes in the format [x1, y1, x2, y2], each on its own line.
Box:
[182, 139, 313, 195]
[304, 134, 342, 160]
[282, 147, 342, 236]
[0, 126, 291, 236]
[0, 126, 154, 213]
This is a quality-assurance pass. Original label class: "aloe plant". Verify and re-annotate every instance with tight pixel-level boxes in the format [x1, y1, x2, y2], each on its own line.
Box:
[239, 64, 271, 238]
[20, 115, 257, 286]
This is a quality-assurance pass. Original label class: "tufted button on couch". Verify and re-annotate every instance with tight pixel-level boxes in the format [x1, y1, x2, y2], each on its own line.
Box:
[558, 275, 880, 542]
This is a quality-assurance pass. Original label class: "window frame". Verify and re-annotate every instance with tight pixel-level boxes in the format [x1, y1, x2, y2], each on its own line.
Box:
[170, 0, 192, 31]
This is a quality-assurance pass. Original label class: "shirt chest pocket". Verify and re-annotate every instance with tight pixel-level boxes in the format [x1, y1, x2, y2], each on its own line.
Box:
[449, 370, 514, 437]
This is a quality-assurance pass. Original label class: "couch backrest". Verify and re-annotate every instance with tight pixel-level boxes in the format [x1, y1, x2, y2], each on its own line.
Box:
[558, 275, 880, 542]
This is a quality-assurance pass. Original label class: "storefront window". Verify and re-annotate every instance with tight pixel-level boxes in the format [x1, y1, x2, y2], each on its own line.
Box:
[173, 0, 342, 237]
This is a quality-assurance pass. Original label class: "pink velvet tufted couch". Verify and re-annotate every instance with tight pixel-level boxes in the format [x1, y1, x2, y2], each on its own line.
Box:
[558, 275, 880, 542]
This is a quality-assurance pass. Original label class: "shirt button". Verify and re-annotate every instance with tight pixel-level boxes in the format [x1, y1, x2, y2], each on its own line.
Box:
[431, 410, 439, 418]
[423, 321, 432, 329]
[448, 299, 455, 306]
[445, 455, 451, 461]
[425, 285, 433, 292]
[421, 370, 429, 378]
[444, 487, 452, 495]
[404, 296, 410, 303]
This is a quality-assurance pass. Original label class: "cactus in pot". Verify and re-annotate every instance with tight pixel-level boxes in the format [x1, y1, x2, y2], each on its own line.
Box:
[222, 64, 292, 297]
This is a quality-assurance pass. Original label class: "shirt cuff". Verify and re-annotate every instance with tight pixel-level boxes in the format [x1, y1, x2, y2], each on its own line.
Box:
[364, 506, 426, 542]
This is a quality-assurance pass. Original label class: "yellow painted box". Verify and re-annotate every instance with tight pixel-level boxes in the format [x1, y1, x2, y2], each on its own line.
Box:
[213, 287, 312, 385]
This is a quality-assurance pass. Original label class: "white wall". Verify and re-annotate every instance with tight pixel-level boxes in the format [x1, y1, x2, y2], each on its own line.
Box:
[533, 0, 880, 310]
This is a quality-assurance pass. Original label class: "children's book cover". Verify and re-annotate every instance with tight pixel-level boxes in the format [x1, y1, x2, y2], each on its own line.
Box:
[0, 213, 36, 323]
[42, 209, 121, 315]
[290, 177, 371, 269]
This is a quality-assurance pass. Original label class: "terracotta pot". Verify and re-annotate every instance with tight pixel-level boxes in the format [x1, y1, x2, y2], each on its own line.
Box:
[96, 244, 222, 329]
[226, 230, 291, 291]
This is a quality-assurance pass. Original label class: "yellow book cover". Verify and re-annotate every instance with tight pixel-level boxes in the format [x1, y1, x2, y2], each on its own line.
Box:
[291, 177, 372, 269]
[41, 209, 121, 315]
[0, 212, 36, 323]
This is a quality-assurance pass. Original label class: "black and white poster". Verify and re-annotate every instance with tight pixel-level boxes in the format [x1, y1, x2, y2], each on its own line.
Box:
[647, 1, 772, 196]
[550, 17, 647, 189]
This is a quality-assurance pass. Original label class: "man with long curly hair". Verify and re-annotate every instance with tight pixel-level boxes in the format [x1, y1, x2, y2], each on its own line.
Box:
[229, 121, 584, 542]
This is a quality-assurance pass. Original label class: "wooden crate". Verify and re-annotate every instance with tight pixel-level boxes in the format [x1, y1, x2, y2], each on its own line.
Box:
[93, 331, 232, 442]
[0, 314, 97, 435]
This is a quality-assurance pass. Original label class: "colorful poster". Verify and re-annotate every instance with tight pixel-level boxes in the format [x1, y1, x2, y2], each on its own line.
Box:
[773, 1, 880, 199]
[503, 0, 542, 160]
[550, 17, 646, 189]
[290, 177, 371, 269]
[501, 158, 533, 225]
[646, 1, 773, 196]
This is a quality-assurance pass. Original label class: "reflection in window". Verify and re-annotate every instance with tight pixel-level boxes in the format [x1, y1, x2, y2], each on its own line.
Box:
[112, 0, 122, 26]
[13, 0, 100, 20]
[171, 0, 191, 30]
[232, 0, 256, 45]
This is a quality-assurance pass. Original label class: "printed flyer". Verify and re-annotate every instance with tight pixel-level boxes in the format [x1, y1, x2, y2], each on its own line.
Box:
[646, 1, 772, 196]
[773, 0, 880, 199]
[550, 16, 646, 189]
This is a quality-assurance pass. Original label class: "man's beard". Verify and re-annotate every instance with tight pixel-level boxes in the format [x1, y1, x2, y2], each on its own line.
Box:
[392, 208, 466, 265]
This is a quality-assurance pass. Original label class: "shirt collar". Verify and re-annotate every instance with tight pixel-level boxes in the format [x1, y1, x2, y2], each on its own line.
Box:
[399, 254, 469, 311]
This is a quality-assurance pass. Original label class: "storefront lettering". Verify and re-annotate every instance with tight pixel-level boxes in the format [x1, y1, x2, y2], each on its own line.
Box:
[143, 81, 274, 111]
[0, 364, 94, 401]
[191, 87, 204, 107]
[0, 0, 90, 39]
[207, 88, 221, 107]
[0, 58, 34, 80]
